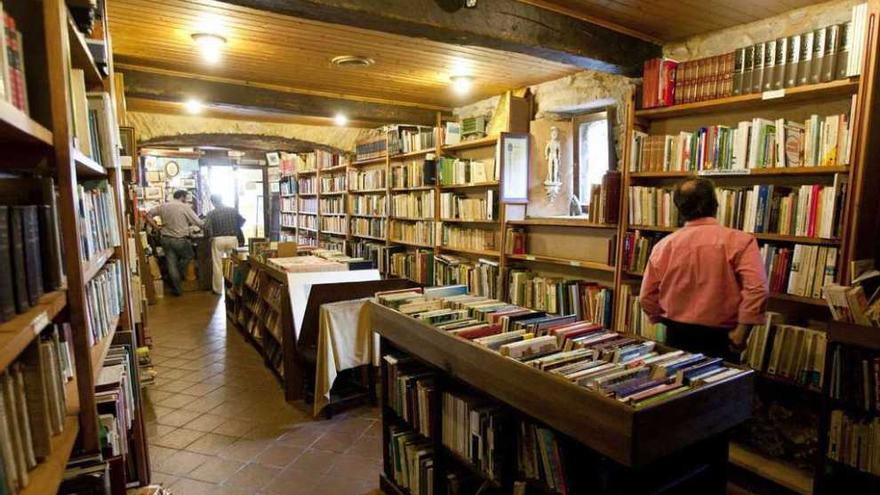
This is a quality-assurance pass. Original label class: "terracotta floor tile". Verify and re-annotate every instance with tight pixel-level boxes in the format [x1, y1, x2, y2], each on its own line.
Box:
[185, 413, 228, 432]
[187, 456, 245, 484]
[347, 435, 382, 460]
[263, 466, 323, 495]
[154, 392, 200, 409]
[276, 425, 325, 448]
[151, 427, 205, 450]
[290, 449, 337, 475]
[155, 408, 201, 428]
[222, 462, 281, 491]
[165, 477, 220, 495]
[218, 438, 272, 462]
[213, 417, 258, 437]
[161, 450, 213, 476]
[155, 379, 196, 393]
[180, 395, 226, 413]
[312, 430, 362, 453]
[186, 432, 238, 455]
[253, 444, 305, 468]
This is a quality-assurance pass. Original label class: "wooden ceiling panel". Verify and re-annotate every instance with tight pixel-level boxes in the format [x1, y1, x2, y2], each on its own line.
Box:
[519, 0, 830, 41]
[107, 0, 580, 108]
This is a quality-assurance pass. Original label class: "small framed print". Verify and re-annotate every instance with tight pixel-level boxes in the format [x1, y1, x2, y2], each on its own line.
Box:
[266, 152, 281, 166]
[144, 187, 163, 200]
[499, 132, 530, 204]
[180, 178, 196, 189]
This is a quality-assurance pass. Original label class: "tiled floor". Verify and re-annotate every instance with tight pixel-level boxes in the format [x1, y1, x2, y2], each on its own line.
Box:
[143, 291, 382, 495]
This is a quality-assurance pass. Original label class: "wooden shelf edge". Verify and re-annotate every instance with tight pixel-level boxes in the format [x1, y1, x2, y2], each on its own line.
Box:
[90, 315, 120, 379]
[389, 148, 435, 160]
[389, 239, 435, 249]
[729, 443, 813, 495]
[441, 135, 498, 152]
[440, 182, 500, 189]
[630, 166, 849, 178]
[350, 188, 387, 194]
[66, 16, 103, 86]
[636, 79, 859, 120]
[0, 290, 68, 373]
[507, 218, 617, 228]
[19, 415, 79, 495]
[826, 321, 880, 350]
[73, 149, 106, 177]
[352, 156, 387, 166]
[440, 246, 501, 257]
[352, 233, 386, 242]
[627, 225, 841, 245]
[507, 253, 615, 272]
[82, 247, 115, 283]
[0, 99, 54, 146]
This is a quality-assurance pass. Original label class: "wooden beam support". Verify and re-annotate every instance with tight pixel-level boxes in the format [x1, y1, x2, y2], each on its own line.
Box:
[141, 133, 348, 153]
[120, 68, 444, 126]
[215, 0, 660, 75]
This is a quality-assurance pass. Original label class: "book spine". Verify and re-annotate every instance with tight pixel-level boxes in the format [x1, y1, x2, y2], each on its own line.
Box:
[0, 206, 15, 321]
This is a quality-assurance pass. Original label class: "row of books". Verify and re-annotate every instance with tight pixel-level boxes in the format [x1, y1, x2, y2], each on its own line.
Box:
[384, 355, 436, 438]
[434, 255, 499, 298]
[278, 152, 305, 176]
[622, 230, 663, 275]
[437, 157, 498, 186]
[319, 196, 346, 215]
[743, 314, 826, 389]
[355, 138, 387, 162]
[388, 425, 435, 495]
[280, 196, 295, 213]
[279, 176, 295, 195]
[616, 285, 667, 342]
[350, 217, 385, 238]
[389, 126, 436, 155]
[588, 171, 621, 225]
[824, 284, 880, 327]
[392, 160, 432, 189]
[308, 150, 346, 171]
[828, 345, 880, 413]
[78, 181, 121, 262]
[377, 286, 746, 408]
[297, 233, 317, 247]
[349, 240, 385, 268]
[349, 168, 385, 191]
[517, 422, 569, 494]
[827, 409, 880, 475]
[85, 261, 122, 348]
[351, 195, 386, 216]
[297, 177, 317, 195]
[390, 249, 434, 285]
[391, 220, 434, 246]
[280, 213, 295, 229]
[0, 201, 64, 322]
[300, 197, 317, 213]
[95, 345, 138, 462]
[392, 191, 434, 219]
[507, 272, 613, 325]
[630, 111, 853, 172]
[641, 4, 867, 108]
[761, 244, 838, 298]
[441, 391, 503, 480]
[298, 214, 317, 230]
[320, 216, 346, 234]
[440, 225, 498, 253]
[0, 323, 75, 494]
[628, 181, 846, 239]
[440, 191, 496, 221]
[320, 173, 346, 193]
[1, 10, 28, 113]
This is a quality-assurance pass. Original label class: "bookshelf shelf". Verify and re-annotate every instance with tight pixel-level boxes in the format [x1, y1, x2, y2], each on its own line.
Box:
[299, 212, 318, 216]
[280, 210, 296, 214]
[630, 166, 850, 179]
[321, 164, 348, 173]
[280, 194, 296, 198]
[0, 100, 54, 146]
[391, 186, 433, 192]
[826, 321, 880, 351]
[0, 290, 68, 373]
[299, 193, 317, 197]
[729, 443, 813, 495]
[390, 239, 434, 249]
[352, 233, 386, 242]
[19, 415, 79, 495]
[350, 213, 385, 219]
[320, 212, 346, 217]
[390, 148, 435, 160]
[280, 225, 297, 229]
[770, 293, 827, 306]
[296, 169, 317, 175]
[320, 191, 346, 196]
[300, 227, 317, 233]
[82, 247, 116, 283]
[90, 316, 119, 380]
[440, 182, 499, 190]
[507, 217, 617, 228]
[66, 16, 103, 86]
[440, 246, 500, 257]
[635, 79, 860, 120]
[350, 188, 387, 194]
[441, 135, 498, 152]
[74, 150, 106, 178]
[352, 156, 387, 166]
[439, 218, 498, 224]
[322, 230, 348, 236]
[627, 225, 841, 245]
[507, 253, 616, 272]
[391, 216, 433, 222]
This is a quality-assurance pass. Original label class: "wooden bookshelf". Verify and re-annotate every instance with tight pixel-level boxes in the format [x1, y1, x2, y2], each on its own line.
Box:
[629, 166, 850, 179]
[629, 225, 841, 246]
[19, 415, 79, 495]
[440, 182, 499, 190]
[439, 218, 499, 224]
[0, 290, 68, 373]
[635, 79, 859, 120]
[507, 253, 615, 272]
[90, 316, 120, 380]
[391, 186, 434, 192]
[729, 443, 813, 495]
[73, 150, 106, 178]
[350, 188, 386, 194]
[507, 217, 617, 228]
[321, 164, 348, 173]
[352, 156, 387, 166]
[439, 246, 500, 257]
[66, 15, 102, 85]
[441, 135, 498, 152]
[352, 233, 386, 242]
[390, 148, 434, 160]
[82, 247, 116, 283]
[390, 239, 434, 249]
[0, 99, 54, 146]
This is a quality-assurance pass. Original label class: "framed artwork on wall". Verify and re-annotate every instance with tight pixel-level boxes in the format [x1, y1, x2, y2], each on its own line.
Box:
[499, 132, 530, 204]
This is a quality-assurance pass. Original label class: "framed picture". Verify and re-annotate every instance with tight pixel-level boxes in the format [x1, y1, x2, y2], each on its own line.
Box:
[119, 127, 136, 157]
[499, 132, 530, 204]
[266, 152, 280, 166]
[144, 187, 163, 200]
[180, 178, 197, 189]
[146, 170, 163, 183]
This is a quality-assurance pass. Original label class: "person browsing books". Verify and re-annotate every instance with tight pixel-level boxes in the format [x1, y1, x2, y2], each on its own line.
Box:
[639, 178, 769, 361]
[143, 190, 204, 297]
[204, 194, 245, 295]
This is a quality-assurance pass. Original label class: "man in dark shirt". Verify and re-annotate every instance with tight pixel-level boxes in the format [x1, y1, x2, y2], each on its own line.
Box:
[204, 194, 245, 294]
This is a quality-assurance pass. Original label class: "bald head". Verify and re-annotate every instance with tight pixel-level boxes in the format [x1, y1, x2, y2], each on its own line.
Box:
[210, 194, 224, 207]
[673, 178, 718, 222]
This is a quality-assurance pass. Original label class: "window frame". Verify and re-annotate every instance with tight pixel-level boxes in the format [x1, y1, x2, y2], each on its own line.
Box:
[572, 106, 617, 213]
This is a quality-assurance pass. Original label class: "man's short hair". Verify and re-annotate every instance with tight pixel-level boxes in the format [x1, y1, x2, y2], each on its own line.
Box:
[673, 178, 718, 222]
[210, 194, 223, 206]
[172, 190, 189, 200]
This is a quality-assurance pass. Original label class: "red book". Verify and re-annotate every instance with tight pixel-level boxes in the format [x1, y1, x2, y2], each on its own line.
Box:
[455, 324, 501, 340]
[807, 185, 822, 237]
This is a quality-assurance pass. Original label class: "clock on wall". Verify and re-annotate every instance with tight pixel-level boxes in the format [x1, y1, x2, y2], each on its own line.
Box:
[164, 161, 180, 178]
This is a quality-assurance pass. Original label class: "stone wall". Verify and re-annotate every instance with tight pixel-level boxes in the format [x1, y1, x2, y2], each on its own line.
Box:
[127, 112, 380, 153]
[663, 0, 858, 61]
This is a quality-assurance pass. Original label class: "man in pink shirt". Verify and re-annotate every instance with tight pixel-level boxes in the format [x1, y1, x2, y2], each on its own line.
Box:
[640, 178, 769, 361]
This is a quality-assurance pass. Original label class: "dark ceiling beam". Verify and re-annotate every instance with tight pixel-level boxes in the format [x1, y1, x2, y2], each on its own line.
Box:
[121, 68, 444, 126]
[141, 133, 344, 153]
[215, 0, 660, 75]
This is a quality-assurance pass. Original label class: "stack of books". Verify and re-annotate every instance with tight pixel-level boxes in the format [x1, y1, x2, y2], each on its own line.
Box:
[761, 244, 838, 298]
[391, 220, 434, 246]
[744, 313, 826, 389]
[388, 426, 434, 494]
[85, 260, 123, 346]
[440, 191, 496, 221]
[300, 197, 317, 214]
[319, 216, 346, 234]
[384, 354, 436, 438]
[389, 125, 436, 155]
[0, 324, 75, 494]
[95, 346, 138, 460]
[433, 255, 498, 298]
[826, 410, 880, 475]
[1, 9, 29, 113]
[355, 138, 387, 162]
[440, 224, 498, 253]
[617, 284, 667, 342]
[320, 173, 346, 193]
[351, 194, 386, 216]
[349, 240, 386, 268]
[392, 160, 432, 188]
[630, 111, 854, 172]
[827, 343, 880, 412]
[350, 217, 385, 238]
[441, 391, 504, 480]
[297, 176, 317, 195]
[507, 272, 613, 324]
[376, 286, 747, 408]
[437, 157, 498, 186]
[390, 249, 434, 285]
[319, 196, 345, 215]
[517, 422, 569, 494]
[349, 168, 385, 191]
[78, 181, 121, 262]
[392, 191, 434, 219]
[622, 230, 664, 274]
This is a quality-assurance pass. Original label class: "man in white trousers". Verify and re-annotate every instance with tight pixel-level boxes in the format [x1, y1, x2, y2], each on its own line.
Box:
[204, 194, 245, 295]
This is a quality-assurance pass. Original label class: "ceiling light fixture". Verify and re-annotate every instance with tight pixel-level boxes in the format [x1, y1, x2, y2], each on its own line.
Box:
[192, 32, 227, 64]
[334, 113, 348, 126]
[450, 75, 474, 95]
[184, 99, 203, 114]
[330, 55, 375, 68]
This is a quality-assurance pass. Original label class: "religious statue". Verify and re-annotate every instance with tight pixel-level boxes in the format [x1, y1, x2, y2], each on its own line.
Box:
[544, 126, 562, 200]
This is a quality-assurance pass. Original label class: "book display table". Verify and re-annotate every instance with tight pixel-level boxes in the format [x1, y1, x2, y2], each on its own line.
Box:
[369, 301, 754, 494]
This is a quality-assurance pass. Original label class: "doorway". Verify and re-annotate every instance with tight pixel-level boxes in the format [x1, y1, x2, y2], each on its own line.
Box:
[206, 164, 266, 242]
